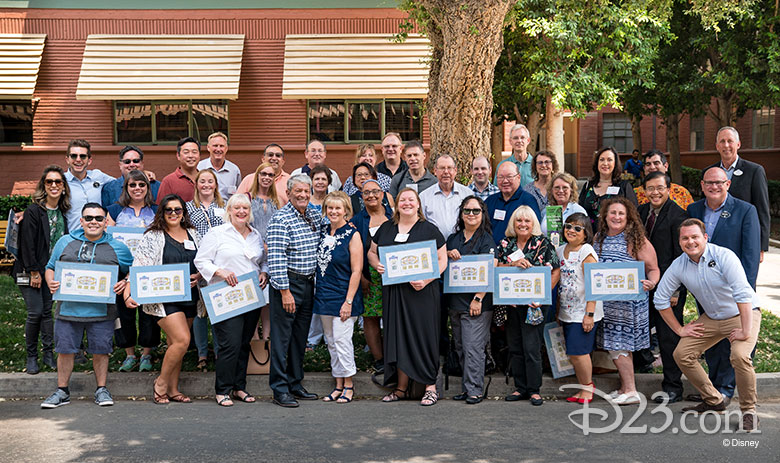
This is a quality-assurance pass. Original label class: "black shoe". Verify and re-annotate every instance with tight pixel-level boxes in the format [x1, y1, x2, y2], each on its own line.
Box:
[530, 395, 544, 406]
[686, 393, 703, 402]
[373, 358, 385, 375]
[654, 391, 682, 404]
[505, 391, 529, 402]
[466, 395, 483, 405]
[74, 350, 88, 365]
[291, 388, 318, 400]
[681, 400, 726, 414]
[26, 357, 39, 375]
[42, 351, 56, 370]
[452, 392, 468, 401]
[273, 392, 299, 408]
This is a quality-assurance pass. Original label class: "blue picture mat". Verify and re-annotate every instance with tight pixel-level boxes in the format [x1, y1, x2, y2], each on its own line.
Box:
[107, 226, 146, 252]
[543, 322, 575, 379]
[493, 266, 552, 305]
[201, 272, 266, 324]
[130, 263, 192, 304]
[443, 254, 494, 293]
[584, 261, 646, 301]
[53, 261, 119, 304]
[378, 240, 440, 285]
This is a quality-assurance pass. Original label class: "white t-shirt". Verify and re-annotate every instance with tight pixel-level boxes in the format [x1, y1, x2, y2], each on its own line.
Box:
[556, 243, 603, 323]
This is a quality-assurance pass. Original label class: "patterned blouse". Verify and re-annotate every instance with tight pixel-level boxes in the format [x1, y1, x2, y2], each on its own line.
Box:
[495, 234, 560, 269]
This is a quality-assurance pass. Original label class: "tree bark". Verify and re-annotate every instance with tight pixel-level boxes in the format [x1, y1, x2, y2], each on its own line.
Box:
[708, 93, 736, 128]
[418, 0, 515, 177]
[545, 92, 565, 169]
[665, 113, 682, 184]
[527, 110, 543, 154]
[490, 115, 504, 169]
[630, 114, 643, 154]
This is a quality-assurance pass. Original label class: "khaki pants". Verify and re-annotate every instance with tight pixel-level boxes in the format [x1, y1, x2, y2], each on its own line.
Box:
[673, 310, 761, 412]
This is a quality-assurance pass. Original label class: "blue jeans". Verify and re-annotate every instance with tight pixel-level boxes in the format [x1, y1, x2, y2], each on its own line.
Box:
[193, 316, 219, 358]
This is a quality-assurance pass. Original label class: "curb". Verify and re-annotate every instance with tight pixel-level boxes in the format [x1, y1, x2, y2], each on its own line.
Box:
[3, 371, 780, 401]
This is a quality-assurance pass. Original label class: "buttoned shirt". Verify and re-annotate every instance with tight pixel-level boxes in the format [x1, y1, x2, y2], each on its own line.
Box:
[101, 175, 161, 208]
[654, 243, 759, 320]
[702, 195, 728, 238]
[157, 167, 196, 203]
[485, 187, 541, 245]
[237, 170, 290, 205]
[65, 169, 115, 231]
[720, 155, 739, 180]
[194, 222, 268, 284]
[267, 202, 322, 290]
[419, 181, 474, 240]
[468, 181, 499, 201]
[388, 169, 437, 199]
[341, 172, 392, 195]
[290, 165, 342, 192]
[634, 183, 694, 211]
[186, 200, 226, 238]
[197, 158, 242, 199]
[495, 153, 534, 188]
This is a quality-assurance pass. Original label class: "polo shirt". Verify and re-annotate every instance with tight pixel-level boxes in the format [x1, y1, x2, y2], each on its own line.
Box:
[65, 169, 115, 231]
[388, 169, 437, 199]
[485, 187, 541, 245]
[419, 181, 474, 240]
[197, 158, 242, 199]
[237, 170, 290, 205]
[157, 167, 196, 203]
[101, 175, 161, 207]
[494, 153, 534, 188]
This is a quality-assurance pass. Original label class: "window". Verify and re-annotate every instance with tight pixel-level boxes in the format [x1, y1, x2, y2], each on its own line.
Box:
[602, 113, 633, 153]
[115, 100, 229, 144]
[752, 107, 775, 149]
[689, 116, 705, 151]
[308, 99, 422, 143]
[0, 101, 34, 144]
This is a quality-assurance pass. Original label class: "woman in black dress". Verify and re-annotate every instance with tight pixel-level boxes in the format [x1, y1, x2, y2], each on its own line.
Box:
[578, 147, 638, 226]
[367, 188, 447, 406]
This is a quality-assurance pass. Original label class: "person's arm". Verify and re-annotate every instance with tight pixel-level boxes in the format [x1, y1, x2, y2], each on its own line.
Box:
[729, 302, 754, 342]
[18, 206, 42, 274]
[193, 229, 221, 282]
[44, 268, 59, 294]
[341, 232, 364, 321]
[637, 237, 660, 291]
[750, 164, 770, 253]
[622, 180, 639, 208]
[367, 240, 383, 273]
[740, 205, 761, 287]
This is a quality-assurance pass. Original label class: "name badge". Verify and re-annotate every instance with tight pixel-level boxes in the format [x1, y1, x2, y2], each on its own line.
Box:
[213, 208, 225, 217]
[507, 248, 524, 262]
[733, 169, 743, 176]
[394, 233, 409, 243]
[405, 183, 418, 192]
[369, 226, 380, 237]
[493, 209, 506, 221]
[183, 240, 196, 250]
[606, 186, 620, 195]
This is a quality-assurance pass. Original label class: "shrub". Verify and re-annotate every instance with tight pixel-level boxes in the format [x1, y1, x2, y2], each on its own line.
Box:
[0, 195, 32, 219]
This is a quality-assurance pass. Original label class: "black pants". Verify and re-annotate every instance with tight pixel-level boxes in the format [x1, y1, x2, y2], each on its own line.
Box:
[650, 286, 687, 395]
[20, 282, 53, 358]
[269, 275, 314, 395]
[506, 306, 545, 395]
[212, 309, 261, 395]
[114, 296, 161, 349]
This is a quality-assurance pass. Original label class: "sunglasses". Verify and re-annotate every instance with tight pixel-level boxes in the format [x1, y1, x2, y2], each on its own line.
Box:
[82, 215, 105, 223]
[462, 208, 482, 216]
[69, 153, 89, 160]
[258, 172, 275, 178]
[45, 179, 63, 186]
[128, 182, 147, 188]
[121, 158, 142, 165]
[564, 223, 585, 233]
[265, 152, 283, 158]
[164, 207, 184, 215]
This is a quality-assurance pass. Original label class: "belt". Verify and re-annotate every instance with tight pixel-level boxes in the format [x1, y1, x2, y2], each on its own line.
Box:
[288, 271, 314, 281]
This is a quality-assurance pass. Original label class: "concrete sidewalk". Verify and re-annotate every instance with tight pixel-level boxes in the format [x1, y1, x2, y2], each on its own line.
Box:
[757, 244, 780, 317]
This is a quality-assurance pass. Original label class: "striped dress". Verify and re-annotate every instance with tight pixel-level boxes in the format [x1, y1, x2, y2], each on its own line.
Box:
[594, 232, 650, 352]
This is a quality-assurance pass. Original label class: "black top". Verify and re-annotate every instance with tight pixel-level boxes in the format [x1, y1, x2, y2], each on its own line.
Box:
[14, 202, 69, 275]
[162, 231, 199, 305]
[445, 229, 495, 312]
[638, 199, 688, 275]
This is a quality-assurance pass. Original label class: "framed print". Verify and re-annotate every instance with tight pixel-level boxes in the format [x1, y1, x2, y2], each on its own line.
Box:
[584, 261, 646, 301]
[378, 240, 440, 285]
[107, 226, 146, 255]
[443, 254, 494, 293]
[201, 272, 266, 324]
[129, 263, 192, 304]
[53, 261, 119, 304]
[543, 322, 575, 379]
[493, 266, 552, 305]
[545, 205, 563, 247]
[5, 209, 19, 257]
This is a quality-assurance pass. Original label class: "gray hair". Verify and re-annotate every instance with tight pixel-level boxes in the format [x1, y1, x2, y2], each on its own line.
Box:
[509, 124, 529, 137]
[435, 154, 456, 167]
[225, 192, 254, 225]
[717, 126, 740, 143]
[287, 173, 313, 191]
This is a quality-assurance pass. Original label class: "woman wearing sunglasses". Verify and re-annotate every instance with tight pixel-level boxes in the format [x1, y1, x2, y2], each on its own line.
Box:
[15, 165, 71, 374]
[125, 194, 203, 404]
[106, 170, 160, 372]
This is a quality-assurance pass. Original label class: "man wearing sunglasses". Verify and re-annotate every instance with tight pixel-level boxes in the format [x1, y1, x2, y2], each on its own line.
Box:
[236, 143, 290, 204]
[41, 203, 134, 409]
[101, 146, 161, 208]
[64, 139, 115, 232]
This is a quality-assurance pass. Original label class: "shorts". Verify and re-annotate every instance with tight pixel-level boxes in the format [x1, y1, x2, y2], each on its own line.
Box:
[163, 303, 198, 319]
[561, 321, 600, 356]
[54, 318, 115, 355]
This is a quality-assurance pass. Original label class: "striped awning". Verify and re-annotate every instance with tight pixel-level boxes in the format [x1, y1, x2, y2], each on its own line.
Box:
[282, 34, 430, 100]
[0, 34, 46, 99]
[76, 35, 245, 100]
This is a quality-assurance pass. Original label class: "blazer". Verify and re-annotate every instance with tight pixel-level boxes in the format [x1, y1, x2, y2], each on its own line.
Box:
[638, 199, 687, 275]
[687, 194, 760, 288]
[14, 202, 69, 275]
[708, 157, 770, 251]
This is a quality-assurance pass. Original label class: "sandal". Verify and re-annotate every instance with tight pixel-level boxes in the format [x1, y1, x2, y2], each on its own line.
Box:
[337, 386, 354, 404]
[196, 359, 208, 372]
[382, 388, 407, 403]
[420, 390, 438, 406]
[169, 393, 192, 403]
[231, 390, 256, 403]
[152, 380, 169, 405]
[322, 388, 343, 402]
[216, 395, 233, 407]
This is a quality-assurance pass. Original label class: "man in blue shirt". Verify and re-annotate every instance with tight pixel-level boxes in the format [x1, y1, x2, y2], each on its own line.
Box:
[623, 149, 643, 179]
[486, 161, 540, 245]
[654, 219, 761, 431]
[101, 145, 160, 207]
[64, 139, 114, 231]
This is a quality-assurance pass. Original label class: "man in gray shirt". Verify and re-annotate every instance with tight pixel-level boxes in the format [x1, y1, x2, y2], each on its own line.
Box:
[388, 140, 437, 199]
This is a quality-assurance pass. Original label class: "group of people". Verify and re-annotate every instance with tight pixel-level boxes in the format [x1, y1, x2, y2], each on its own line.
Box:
[12, 125, 768, 431]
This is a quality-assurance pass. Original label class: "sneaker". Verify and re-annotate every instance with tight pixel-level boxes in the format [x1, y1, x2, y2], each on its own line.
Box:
[94, 386, 114, 406]
[138, 355, 153, 372]
[118, 356, 137, 372]
[611, 392, 641, 406]
[681, 400, 726, 414]
[74, 350, 88, 365]
[742, 412, 759, 432]
[41, 389, 70, 409]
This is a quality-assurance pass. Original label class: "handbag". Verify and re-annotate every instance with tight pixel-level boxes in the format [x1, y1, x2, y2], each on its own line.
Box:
[525, 306, 544, 325]
[247, 339, 270, 375]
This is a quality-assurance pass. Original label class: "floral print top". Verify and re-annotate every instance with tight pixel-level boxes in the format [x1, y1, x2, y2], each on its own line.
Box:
[495, 234, 560, 269]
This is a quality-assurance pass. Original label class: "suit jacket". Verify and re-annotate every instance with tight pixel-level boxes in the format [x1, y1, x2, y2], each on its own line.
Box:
[639, 199, 688, 275]
[709, 157, 770, 251]
[687, 194, 760, 288]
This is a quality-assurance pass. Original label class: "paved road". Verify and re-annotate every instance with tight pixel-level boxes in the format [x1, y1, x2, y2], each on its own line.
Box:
[0, 398, 776, 462]
[757, 245, 780, 317]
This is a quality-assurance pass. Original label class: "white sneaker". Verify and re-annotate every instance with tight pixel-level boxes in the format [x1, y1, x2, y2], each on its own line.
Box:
[608, 390, 621, 399]
[612, 392, 640, 405]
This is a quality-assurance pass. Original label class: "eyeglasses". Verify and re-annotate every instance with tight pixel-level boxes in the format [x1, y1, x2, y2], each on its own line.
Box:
[362, 189, 382, 198]
[82, 215, 105, 223]
[645, 186, 668, 193]
[564, 223, 584, 233]
[703, 180, 728, 186]
[164, 207, 184, 215]
[69, 153, 89, 160]
[462, 208, 482, 216]
[128, 182, 147, 188]
[258, 172, 275, 178]
[265, 151, 283, 158]
[121, 158, 142, 165]
[497, 174, 518, 182]
[44, 179, 63, 186]
[536, 160, 553, 166]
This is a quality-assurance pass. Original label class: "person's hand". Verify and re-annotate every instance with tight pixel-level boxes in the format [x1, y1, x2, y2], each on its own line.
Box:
[469, 299, 482, 317]
[125, 296, 139, 309]
[678, 321, 704, 338]
[340, 302, 352, 321]
[670, 296, 678, 307]
[409, 279, 429, 291]
[215, 269, 238, 286]
[641, 279, 655, 292]
[13, 211, 23, 225]
[529, 302, 541, 309]
[512, 258, 532, 269]
[281, 290, 296, 313]
[729, 328, 750, 342]
[190, 272, 200, 288]
[447, 249, 462, 261]
[48, 280, 60, 294]
[582, 315, 594, 333]
[375, 262, 385, 274]
[144, 170, 157, 181]
[30, 272, 42, 289]
[113, 279, 127, 294]
[258, 272, 269, 289]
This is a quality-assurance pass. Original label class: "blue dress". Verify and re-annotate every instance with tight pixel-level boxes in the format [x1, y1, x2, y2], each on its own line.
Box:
[595, 232, 650, 352]
[313, 223, 364, 317]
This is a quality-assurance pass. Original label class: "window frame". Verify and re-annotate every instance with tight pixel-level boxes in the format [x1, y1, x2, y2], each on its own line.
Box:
[752, 107, 775, 149]
[689, 116, 705, 151]
[307, 98, 423, 144]
[113, 100, 229, 145]
[601, 113, 633, 154]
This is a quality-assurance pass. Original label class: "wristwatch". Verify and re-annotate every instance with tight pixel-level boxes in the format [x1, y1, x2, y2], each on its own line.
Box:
[473, 295, 483, 303]
[345, 299, 353, 305]
[586, 312, 595, 317]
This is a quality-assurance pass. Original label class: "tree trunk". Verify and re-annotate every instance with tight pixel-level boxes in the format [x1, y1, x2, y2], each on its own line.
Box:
[527, 110, 543, 154]
[490, 115, 504, 168]
[665, 113, 682, 184]
[545, 92, 565, 169]
[709, 94, 737, 128]
[630, 114, 643, 154]
[418, 0, 515, 177]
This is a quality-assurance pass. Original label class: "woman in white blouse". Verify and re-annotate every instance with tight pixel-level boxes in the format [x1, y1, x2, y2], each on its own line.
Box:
[194, 194, 269, 407]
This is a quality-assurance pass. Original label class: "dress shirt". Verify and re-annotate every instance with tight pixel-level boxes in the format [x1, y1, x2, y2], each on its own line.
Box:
[267, 202, 322, 290]
[494, 153, 534, 188]
[654, 243, 759, 320]
[468, 181, 499, 201]
[388, 169, 437, 199]
[702, 195, 728, 238]
[157, 167, 196, 203]
[236, 170, 290, 205]
[419, 181, 474, 240]
[65, 169, 115, 231]
[290, 165, 342, 192]
[720, 155, 739, 180]
[197, 158, 242, 199]
[341, 172, 392, 195]
[101, 175, 161, 208]
[194, 222, 268, 284]
[635, 183, 694, 211]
